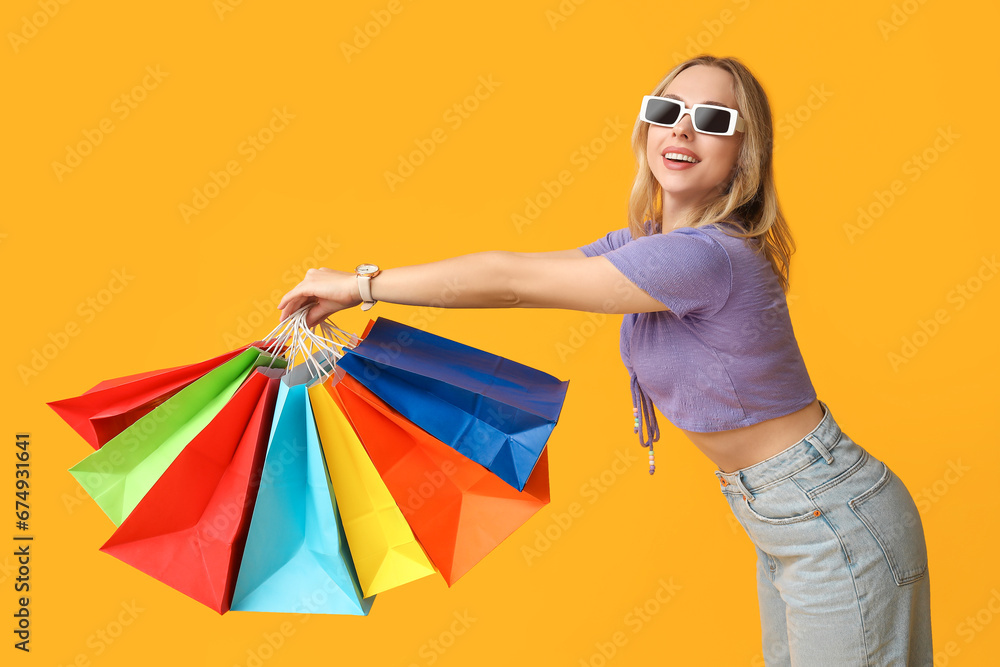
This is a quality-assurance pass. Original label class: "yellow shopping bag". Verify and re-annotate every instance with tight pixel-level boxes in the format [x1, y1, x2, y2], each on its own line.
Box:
[308, 376, 438, 596]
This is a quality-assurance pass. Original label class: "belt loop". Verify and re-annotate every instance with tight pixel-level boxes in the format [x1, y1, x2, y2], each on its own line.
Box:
[806, 434, 834, 464]
[733, 472, 756, 502]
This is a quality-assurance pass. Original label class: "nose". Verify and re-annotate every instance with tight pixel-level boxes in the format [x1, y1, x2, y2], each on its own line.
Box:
[671, 110, 694, 138]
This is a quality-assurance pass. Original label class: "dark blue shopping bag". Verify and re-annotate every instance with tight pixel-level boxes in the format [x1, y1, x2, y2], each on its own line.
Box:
[337, 318, 569, 491]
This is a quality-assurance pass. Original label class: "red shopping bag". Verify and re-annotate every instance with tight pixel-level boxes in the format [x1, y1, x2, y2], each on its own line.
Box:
[329, 373, 550, 587]
[99, 367, 281, 613]
[47, 344, 262, 449]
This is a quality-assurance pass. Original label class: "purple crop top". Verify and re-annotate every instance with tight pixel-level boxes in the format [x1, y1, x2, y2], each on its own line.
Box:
[578, 218, 817, 446]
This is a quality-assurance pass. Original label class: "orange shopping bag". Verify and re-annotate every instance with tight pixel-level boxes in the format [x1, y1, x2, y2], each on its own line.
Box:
[329, 372, 550, 587]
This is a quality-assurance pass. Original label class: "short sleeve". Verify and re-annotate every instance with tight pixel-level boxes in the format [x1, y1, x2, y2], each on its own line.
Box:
[601, 227, 733, 319]
[578, 228, 632, 257]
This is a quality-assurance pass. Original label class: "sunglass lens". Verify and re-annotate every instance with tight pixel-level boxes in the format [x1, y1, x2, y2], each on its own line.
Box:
[645, 98, 681, 125]
[693, 107, 733, 134]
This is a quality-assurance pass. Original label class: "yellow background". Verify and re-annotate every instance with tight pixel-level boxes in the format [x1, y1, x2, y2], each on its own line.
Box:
[4, 0, 998, 665]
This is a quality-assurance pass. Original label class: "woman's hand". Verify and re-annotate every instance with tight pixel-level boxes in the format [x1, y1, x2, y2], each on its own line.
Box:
[276, 268, 361, 327]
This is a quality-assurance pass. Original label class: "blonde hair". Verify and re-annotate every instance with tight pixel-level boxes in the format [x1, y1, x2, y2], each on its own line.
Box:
[627, 54, 795, 293]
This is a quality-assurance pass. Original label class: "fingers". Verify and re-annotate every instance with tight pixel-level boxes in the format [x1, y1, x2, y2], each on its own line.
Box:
[277, 289, 301, 312]
[277, 293, 338, 328]
[306, 301, 336, 329]
[277, 268, 347, 326]
[278, 267, 345, 312]
[278, 295, 312, 323]
[277, 286, 311, 317]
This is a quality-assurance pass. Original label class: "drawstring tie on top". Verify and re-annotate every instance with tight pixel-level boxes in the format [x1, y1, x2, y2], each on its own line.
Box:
[630, 373, 659, 474]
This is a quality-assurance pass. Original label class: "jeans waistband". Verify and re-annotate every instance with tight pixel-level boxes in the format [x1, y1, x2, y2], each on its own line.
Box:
[714, 399, 843, 501]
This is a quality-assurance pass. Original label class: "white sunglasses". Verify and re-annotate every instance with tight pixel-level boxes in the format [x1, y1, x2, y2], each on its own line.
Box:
[640, 95, 746, 136]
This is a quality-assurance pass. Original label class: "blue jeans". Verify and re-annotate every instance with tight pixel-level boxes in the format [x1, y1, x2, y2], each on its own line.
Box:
[716, 400, 933, 666]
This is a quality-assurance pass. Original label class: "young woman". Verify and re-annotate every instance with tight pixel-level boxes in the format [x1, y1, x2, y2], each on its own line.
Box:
[277, 54, 933, 665]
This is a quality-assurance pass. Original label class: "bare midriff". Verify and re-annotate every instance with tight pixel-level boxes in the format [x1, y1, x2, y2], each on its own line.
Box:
[681, 398, 825, 473]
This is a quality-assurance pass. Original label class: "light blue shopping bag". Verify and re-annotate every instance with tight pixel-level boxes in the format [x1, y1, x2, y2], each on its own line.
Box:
[230, 371, 375, 615]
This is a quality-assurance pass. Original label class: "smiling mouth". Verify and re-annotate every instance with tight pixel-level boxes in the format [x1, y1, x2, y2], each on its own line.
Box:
[663, 152, 700, 163]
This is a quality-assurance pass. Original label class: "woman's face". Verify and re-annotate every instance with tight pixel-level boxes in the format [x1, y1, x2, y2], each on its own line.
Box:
[646, 65, 743, 217]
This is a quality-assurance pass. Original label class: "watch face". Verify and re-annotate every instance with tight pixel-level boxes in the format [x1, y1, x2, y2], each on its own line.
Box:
[356, 263, 379, 275]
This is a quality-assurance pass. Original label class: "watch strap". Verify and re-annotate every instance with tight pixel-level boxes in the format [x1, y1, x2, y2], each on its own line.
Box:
[357, 274, 375, 310]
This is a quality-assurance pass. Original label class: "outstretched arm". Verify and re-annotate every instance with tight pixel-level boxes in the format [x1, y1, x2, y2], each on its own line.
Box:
[509, 249, 589, 259]
[277, 248, 668, 327]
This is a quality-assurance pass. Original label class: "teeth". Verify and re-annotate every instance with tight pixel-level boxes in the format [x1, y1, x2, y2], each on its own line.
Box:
[663, 152, 699, 163]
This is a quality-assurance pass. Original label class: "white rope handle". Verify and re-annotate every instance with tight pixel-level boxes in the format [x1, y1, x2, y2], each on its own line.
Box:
[258, 305, 359, 381]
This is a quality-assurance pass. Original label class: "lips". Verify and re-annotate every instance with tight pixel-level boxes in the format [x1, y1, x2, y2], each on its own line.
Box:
[662, 146, 700, 163]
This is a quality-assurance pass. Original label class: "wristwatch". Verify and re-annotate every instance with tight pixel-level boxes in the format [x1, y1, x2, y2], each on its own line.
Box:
[355, 263, 381, 311]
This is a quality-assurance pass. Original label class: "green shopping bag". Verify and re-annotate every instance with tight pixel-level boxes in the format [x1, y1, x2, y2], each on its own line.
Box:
[69, 346, 285, 526]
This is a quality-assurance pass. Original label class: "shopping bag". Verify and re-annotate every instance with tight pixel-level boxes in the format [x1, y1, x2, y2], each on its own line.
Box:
[337, 318, 568, 492]
[99, 367, 281, 614]
[68, 346, 283, 525]
[331, 372, 550, 587]
[230, 375, 375, 615]
[308, 378, 437, 597]
[48, 344, 259, 450]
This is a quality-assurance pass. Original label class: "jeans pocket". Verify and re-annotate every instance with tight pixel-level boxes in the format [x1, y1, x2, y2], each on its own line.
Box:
[743, 489, 820, 526]
[849, 460, 928, 585]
